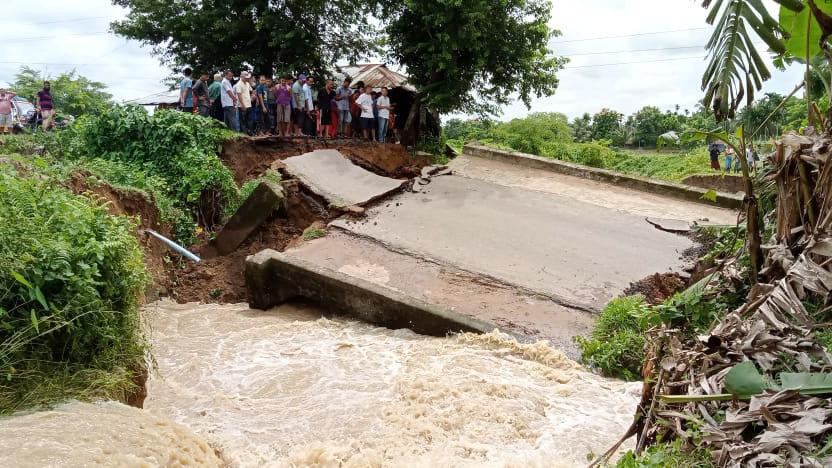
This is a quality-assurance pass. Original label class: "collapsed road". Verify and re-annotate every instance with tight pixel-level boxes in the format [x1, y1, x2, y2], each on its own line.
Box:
[239, 145, 737, 357]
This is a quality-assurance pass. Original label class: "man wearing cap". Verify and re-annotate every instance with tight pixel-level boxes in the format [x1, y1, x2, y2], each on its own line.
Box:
[292, 74, 306, 136]
[235, 71, 253, 135]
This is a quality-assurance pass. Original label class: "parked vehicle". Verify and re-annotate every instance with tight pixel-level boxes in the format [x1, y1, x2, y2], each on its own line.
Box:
[9, 96, 73, 133]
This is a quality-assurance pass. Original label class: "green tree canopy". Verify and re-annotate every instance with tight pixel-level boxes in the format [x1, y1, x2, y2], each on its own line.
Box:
[10, 67, 112, 116]
[591, 108, 622, 141]
[111, 0, 381, 76]
[385, 0, 566, 115]
[571, 113, 592, 143]
[491, 112, 571, 155]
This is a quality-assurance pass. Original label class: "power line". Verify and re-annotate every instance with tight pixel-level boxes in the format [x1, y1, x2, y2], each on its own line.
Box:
[2, 32, 110, 44]
[565, 44, 705, 56]
[563, 55, 705, 69]
[31, 16, 116, 25]
[552, 27, 708, 44]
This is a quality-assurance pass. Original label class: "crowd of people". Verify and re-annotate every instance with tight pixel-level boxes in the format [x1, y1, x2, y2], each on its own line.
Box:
[708, 142, 757, 174]
[180, 68, 401, 142]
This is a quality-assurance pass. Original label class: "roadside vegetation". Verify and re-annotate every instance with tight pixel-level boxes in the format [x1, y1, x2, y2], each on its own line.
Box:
[0, 103, 240, 413]
[0, 161, 148, 414]
[442, 86, 812, 183]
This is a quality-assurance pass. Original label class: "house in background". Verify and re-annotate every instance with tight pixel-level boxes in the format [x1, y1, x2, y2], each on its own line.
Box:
[333, 63, 439, 145]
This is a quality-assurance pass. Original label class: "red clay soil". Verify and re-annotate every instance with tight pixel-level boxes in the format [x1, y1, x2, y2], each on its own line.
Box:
[168, 215, 301, 304]
[66, 171, 173, 297]
[220, 136, 432, 184]
[622, 272, 687, 305]
[168, 185, 330, 304]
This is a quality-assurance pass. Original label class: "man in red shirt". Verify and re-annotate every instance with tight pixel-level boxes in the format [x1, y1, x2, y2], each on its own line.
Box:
[36, 81, 54, 131]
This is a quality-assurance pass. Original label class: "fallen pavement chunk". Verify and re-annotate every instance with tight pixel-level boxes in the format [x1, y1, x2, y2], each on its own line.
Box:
[211, 181, 284, 256]
[283, 149, 406, 207]
[645, 217, 692, 234]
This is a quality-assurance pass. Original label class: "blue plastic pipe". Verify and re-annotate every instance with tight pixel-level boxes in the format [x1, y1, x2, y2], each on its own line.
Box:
[145, 229, 201, 263]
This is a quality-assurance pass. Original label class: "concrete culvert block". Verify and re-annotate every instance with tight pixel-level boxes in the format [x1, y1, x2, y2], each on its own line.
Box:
[245, 248, 496, 337]
[211, 181, 285, 256]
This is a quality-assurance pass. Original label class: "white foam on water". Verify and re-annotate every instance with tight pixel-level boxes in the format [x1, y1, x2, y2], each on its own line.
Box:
[141, 300, 640, 467]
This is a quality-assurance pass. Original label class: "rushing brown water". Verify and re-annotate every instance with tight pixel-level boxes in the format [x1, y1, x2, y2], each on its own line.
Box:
[0, 300, 639, 467]
[143, 300, 639, 466]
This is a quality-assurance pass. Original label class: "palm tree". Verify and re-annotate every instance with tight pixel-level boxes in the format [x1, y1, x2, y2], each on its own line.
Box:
[700, 0, 803, 121]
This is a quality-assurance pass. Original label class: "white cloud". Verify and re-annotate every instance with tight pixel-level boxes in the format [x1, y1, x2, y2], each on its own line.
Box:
[0, 0, 805, 118]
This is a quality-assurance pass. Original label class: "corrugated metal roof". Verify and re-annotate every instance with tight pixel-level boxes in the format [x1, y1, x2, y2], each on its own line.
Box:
[334, 63, 415, 91]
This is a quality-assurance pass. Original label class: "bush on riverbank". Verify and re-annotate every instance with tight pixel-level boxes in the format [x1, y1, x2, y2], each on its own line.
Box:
[574, 296, 649, 381]
[0, 163, 148, 414]
[58, 106, 239, 244]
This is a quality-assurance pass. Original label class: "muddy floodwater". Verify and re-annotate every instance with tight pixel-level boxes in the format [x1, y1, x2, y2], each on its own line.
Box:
[1, 300, 640, 467]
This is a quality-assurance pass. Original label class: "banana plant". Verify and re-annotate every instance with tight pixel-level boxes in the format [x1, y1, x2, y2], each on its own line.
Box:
[701, 0, 804, 121]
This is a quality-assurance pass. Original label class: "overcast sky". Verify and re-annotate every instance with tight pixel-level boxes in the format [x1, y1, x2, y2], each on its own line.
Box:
[1, 0, 804, 120]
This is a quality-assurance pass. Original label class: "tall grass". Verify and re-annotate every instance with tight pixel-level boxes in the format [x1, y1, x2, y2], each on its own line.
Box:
[0, 162, 148, 414]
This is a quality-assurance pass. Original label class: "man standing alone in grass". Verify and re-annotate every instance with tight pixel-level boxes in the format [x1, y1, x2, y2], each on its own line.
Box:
[36, 81, 53, 131]
[0, 89, 15, 135]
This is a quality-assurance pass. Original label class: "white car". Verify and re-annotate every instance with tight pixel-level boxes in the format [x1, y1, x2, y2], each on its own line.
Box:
[9, 96, 36, 133]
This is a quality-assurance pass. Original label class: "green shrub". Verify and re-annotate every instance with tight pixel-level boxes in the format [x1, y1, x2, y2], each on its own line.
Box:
[575, 296, 650, 381]
[574, 142, 611, 168]
[229, 169, 283, 215]
[617, 440, 714, 467]
[0, 165, 148, 413]
[60, 105, 238, 240]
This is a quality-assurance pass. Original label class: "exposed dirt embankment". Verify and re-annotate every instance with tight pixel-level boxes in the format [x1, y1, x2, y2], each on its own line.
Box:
[66, 171, 172, 298]
[220, 136, 431, 184]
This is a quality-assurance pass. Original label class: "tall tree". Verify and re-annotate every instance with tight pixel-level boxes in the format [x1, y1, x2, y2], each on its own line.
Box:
[111, 0, 381, 76]
[571, 113, 592, 142]
[591, 108, 622, 141]
[386, 0, 565, 135]
[10, 67, 112, 116]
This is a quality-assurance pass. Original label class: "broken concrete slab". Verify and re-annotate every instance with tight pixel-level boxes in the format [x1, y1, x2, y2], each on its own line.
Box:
[285, 231, 594, 357]
[246, 248, 496, 337]
[210, 181, 284, 256]
[332, 175, 694, 311]
[645, 217, 693, 234]
[282, 149, 406, 207]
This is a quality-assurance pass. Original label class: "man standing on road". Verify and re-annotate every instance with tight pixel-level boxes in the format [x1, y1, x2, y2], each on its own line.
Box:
[275, 76, 292, 137]
[335, 77, 353, 138]
[0, 89, 15, 135]
[376, 87, 391, 143]
[292, 74, 307, 135]
[264, 77, 277, 134]
[317, 79, 336, 139]
[192, 72, 211, 117]
[303, 76, 316, 136]
[356, 86, 375, 141]
[179, 68, 195, 113]
[235, 71, 253, 135]
[208, 73, 223, 121]
[221, 70, 240, 132]
[36, 81, 54, 131]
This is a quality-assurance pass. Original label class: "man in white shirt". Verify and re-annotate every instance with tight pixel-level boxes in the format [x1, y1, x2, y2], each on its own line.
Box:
[235, 71, 253, 135]
[302, 76, 315, 136]
[220, 70, 239, 132]
[376, 87, 391, 143]
[355, 86, 376, 141]
[292, 74, 306, 136]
